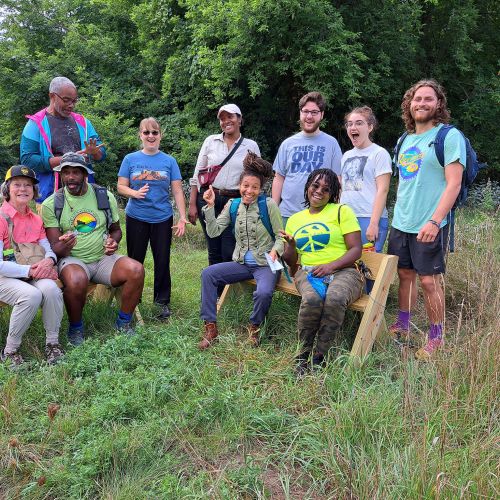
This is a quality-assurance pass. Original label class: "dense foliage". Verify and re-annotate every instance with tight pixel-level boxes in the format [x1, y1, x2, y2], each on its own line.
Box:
[0, 0, 498, 186]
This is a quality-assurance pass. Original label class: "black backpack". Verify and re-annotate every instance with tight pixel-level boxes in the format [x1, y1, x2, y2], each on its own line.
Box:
[53, 184, 113, 231]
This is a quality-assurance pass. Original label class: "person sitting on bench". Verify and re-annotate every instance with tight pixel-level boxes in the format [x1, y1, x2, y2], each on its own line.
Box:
[281, 168, 364, 375]
[198, 154, 283, 349]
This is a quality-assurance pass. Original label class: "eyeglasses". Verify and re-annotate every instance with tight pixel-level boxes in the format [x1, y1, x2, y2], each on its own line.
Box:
[300, 109, 321, 117]
[345, 120, 367, 128]
[141, 130, 160, 136]
[53, 92, 78, 105]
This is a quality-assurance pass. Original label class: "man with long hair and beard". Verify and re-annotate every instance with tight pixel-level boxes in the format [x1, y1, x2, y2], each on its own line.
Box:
[388, 79, 466, 359]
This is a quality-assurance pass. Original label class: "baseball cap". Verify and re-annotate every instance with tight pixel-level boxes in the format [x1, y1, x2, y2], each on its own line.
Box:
[5, 165, 39, 184]
[53, 152, 95, 175]
[217, 104, 242, 118]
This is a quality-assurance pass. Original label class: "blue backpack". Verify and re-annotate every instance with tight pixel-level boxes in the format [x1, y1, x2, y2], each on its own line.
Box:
[393, 124, 487, 251]
[229, 194, 291, 281]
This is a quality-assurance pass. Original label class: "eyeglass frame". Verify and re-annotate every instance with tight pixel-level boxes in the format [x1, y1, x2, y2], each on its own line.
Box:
[345, 120, 368, 128]
[141, 130, 160, 136]
[52, 92, 79, 105]
[300, 109, 322, 117]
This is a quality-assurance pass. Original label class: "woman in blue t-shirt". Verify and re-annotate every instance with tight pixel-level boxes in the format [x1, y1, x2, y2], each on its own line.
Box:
[118, 117, 187, 319]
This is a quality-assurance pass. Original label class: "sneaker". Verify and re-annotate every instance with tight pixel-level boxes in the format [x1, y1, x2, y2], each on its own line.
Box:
[156, 304, 171, 321]
[115, 318, 135, 336]
[45, 343, 65, 365]
[1, 349, 24, 367]
[415, 338, 443, 361]
[67, 327, 85, 347]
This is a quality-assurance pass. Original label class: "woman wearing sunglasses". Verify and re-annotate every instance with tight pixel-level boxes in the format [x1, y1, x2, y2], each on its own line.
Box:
[117, 117, 187, 320]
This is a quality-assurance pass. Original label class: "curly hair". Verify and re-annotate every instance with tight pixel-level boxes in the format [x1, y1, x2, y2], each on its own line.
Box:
[401, 79, 451, 133]
[239, 151, 273, 187]
[345, 105, 378, 140]
[303, 168, 341, 208]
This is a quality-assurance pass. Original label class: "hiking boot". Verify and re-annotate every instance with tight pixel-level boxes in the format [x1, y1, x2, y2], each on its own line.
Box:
[115, 318, 136, 336]
[247, 324, 261, 347]
[67, 327, 85, 347]
[45, 343, 65, 365]
[415, 338, 443, 361]
[156, 304, 172, 321]
[199, 322, 218, 350]
[311, 352, 326, 369]
[389, 322, 411, 346]
[1, 349, 24, 367]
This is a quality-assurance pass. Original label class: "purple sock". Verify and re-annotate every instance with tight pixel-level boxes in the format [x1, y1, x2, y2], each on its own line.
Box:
[397, 310, 411, 329]
[429, 324, 443, 341]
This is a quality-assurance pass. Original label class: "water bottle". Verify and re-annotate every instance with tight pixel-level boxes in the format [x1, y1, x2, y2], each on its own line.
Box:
[3, 248, 16, 262]
[362, 242, 375, 253]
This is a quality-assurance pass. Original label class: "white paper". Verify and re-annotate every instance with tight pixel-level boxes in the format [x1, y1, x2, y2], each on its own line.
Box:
[265, 253, 284, 273]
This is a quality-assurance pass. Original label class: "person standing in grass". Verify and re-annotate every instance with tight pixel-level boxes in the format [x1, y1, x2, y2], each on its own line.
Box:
[388, 79, 466, 360]
[272, 91, 342, 227]
[189, 104, 261, 270]
[198, 154, 283, 349]
[118, 117, 187, 320]
[281, 169, 364, 375]
[340, 106, 392, 252]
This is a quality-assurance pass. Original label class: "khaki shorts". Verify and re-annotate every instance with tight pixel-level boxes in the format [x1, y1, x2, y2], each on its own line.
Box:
[58, 254, 125, 286]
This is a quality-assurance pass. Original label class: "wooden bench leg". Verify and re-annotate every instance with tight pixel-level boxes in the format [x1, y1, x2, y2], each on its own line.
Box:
[217, 282, 254, 314]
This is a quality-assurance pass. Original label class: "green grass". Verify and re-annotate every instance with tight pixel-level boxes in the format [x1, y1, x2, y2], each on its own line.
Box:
[1, 209, 499, 499]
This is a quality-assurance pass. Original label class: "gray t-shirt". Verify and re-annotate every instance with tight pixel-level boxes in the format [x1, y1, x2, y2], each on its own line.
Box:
[340, 143, 392, 218]
[273, 131, 342, 217]
[46, 114, 81, 156]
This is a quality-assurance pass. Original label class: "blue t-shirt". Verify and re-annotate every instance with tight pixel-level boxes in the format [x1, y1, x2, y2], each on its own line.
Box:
[392, 124, 466, 233]
[118, 150, 182, 223]
[273, 131, 342, 218]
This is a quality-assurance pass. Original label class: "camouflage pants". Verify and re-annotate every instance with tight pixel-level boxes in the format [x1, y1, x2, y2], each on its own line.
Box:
[294, 267, 364, 355]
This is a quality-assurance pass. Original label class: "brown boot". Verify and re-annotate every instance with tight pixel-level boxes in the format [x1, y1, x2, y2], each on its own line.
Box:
[247, 324, 261, 347]
[199, 322, 219, 350]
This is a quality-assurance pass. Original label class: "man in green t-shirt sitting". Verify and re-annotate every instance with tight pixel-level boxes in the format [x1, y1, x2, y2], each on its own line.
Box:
[42, 153, 145, 345]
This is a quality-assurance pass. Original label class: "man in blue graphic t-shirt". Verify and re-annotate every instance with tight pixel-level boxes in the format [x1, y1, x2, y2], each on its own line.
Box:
[272, 92, 342, 224]
[388, 79, 466, 360]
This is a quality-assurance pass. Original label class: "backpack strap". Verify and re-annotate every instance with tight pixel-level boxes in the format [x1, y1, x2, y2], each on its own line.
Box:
[393, 131, 408, 176]
[429, 124, 454, 168]
[53, 188, 65, 230]
[257, 194, 274, 241]
[229, 197, 241, 234]
[91, 184, 113, 230]
[0, 210, 19, 252]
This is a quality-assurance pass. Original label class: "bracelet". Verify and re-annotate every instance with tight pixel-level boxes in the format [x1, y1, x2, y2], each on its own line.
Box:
[429, 219, 440, 229]
[49, 256, 57, 265]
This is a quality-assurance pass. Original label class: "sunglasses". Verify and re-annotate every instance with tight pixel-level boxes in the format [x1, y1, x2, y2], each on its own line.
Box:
[141, 130, 160, 136]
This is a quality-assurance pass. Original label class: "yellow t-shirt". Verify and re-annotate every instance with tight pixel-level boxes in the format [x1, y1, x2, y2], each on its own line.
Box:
[285, 204, 360, 266]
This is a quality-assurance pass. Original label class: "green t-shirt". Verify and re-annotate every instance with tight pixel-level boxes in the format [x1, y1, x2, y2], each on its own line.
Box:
[42, 186, 119, 263]
[393, 124, 466, 233]
[285, 203, 360, 266]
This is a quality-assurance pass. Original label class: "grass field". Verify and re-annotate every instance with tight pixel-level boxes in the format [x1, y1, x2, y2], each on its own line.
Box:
[0, 207, 499, 499]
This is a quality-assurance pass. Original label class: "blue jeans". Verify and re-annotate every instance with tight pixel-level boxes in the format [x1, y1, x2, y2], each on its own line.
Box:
[201, 261, 280, 325]
[357, 217, 389, 253]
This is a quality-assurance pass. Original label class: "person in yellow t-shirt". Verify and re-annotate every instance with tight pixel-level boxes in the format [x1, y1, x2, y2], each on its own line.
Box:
[281, 169, 364, 375]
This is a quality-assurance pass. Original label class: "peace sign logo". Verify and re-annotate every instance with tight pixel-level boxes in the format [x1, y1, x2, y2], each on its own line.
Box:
[294, 222, 330, 253]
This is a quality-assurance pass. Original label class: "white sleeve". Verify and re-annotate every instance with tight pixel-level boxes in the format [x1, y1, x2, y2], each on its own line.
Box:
[0, 241, 30, 278]
[373, 147, 393, 177]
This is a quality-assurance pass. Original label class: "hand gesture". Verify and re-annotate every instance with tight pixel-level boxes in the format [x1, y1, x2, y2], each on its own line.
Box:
[103, 235, 118, 255]
[202, 185, 216, 207]
[173, 217, 187, 237]
[279, 230, 296, 249]
[135, 183, 149, 199]
[29, 258, 58, 280]
[58, 231, 77, 250]
[77, 138, 104, 158]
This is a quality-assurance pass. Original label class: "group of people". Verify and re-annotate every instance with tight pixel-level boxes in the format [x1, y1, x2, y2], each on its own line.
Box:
[0, 75, 465, 372]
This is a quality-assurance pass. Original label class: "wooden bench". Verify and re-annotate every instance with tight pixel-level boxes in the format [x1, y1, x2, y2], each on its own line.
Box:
[0, 282, 144, 326]
[217, 252, 398, 361]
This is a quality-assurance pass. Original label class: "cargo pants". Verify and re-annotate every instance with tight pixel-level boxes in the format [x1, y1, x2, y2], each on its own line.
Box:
[294, 267, 364, 355]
